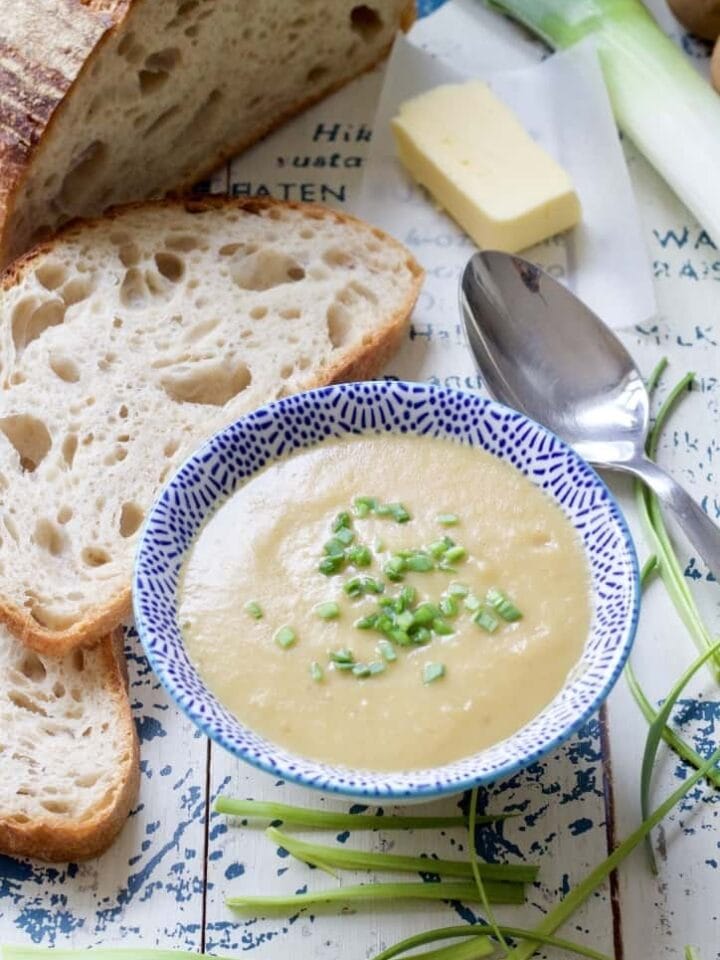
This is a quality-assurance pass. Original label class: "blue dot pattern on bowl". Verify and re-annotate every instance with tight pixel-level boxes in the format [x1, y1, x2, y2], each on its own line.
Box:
[133, 380, 639, 800]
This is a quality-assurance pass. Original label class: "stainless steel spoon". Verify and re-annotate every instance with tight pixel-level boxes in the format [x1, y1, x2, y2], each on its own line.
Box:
[460, 250, 720, 576]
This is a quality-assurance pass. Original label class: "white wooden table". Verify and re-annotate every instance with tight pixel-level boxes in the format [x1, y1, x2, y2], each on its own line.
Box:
[2, 3, 719, 957]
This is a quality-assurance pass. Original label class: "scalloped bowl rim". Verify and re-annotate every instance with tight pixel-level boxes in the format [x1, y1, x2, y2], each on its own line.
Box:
[133, 381, 640, 800]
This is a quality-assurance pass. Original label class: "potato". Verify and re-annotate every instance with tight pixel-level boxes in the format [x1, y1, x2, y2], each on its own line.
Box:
[712, 36, 720, 92]
[668, 0, 720, 40]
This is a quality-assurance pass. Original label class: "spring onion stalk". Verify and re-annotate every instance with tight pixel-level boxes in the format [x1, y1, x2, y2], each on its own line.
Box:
[407, 939, 494, 960]
[265, 825, 538, 883]
[213, 798, 510, 829]
[626, 559, 720, 793]
[503, 746, 720, 960]
[372, 926, 612, 960]
[685, 948, 702, 960]
[634, 362, 719, 674]
[469, 788, 509, 955]
[488, 0, 720, 243]
[226, 880, 526, 911]
[639, 636, 720, 872]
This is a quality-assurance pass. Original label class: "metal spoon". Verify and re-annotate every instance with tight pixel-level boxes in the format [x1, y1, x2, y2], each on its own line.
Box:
[460, 250, 720, 576]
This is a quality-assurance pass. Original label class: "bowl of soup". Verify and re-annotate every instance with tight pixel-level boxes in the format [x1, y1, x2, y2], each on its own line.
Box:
[133, 381, 639, 799]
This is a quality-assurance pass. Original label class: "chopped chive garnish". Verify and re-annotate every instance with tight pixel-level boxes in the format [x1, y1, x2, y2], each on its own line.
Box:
[329, 648, 354, 665]
[474, 609, 499, 633]
[486, 588, 522, 622]
[344, 576, 384, 598]
[423, 662, 446, 684]
[432, 618, 454, 636]
[244, 600, 263, 619]
[315, 601, 340, 620]
[356, 614, 379, 630]
[352, 663, 371, 678]
[332, 511, 352, 532]
[309, 661, 324, 682]
[448, 582, 469, 597]
[384, 556, 406, 581]
[429, 538, 451, 559]
[406, 552, 434, 572]
[274, 626, 296, 649]
[353, 496, 378, 518]
[411, 626, 432, 645]
[437, 513, 459, 526]
[334, 661, 355, 671]
[464, 593, 482, 613]
[439, 596, 458, 618]
[368, 661, 386, 676]
[399, 584, 417, 608]
[346, 544, 372, 567]
[324, 538, 346, 557]
[444, 545, 467, 563]
[319, 554, 344, 576]
[389, 627, 412, 646]
[412, 602, 439, 626]
[334, 526, 355, 546]
[388, 502, 411, 523]
[377, 639, 397, 662]
[396, 610, 414, 631]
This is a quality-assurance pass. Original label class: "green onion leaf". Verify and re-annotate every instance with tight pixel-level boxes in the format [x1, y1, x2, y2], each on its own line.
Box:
[384, 556, 407, 581]
[352, 663, 371, 677]
[464, 593, 482, 613]
[399, 584, 417, 608]
[410, 626, 432, 646]
[406, 552, 434, 572]
[469, 787, 510, 953]
[423, 662, 446, 684]
[243, 600, 263, 620]
[309, 661, 324, 682]
[332, 511, 352, 532]
[372, 926, 611, 960]
[347, 545, 372, 567]
[315, 601, 340, 620]
[432, 618, 454, 636]
[329, 648, 354, 665]
[274, 626, 296, 649]
[368, 661, 386, 676]
[319, 554, 344, 576]
[474, 609, 499, 633]
[324, 538, 346, 557]
[334, 526, 355, 546]
[395, 610, 415, 631]
[413, 602, 439, 625]
[377, 639, 397, 662]
[436, 514, 460, 527]
[354, 496, 378, 518]
[486, 588, 522, 622]
[444, 545, 467, 564]
[448, 582, 469, 597]
[356, 614, 379, 630]
[389, 502, 411, 523]
[439, 596, 459, 618]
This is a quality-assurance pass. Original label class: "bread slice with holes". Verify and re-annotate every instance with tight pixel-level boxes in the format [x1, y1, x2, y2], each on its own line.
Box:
[0, 196, 423, 655]
[0, 0, 414, 266]
[0, 625, 139, 861]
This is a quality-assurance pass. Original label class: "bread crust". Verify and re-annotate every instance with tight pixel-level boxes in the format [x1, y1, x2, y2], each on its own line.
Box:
[0, 196, 424, 655]
[0, 628, 140, 862]
[0, 0, 416, 266]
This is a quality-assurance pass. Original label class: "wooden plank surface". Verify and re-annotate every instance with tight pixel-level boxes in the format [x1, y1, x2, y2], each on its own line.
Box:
[2, 2, 720, 958]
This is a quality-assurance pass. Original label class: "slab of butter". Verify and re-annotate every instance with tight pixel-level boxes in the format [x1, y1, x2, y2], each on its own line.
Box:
[391, 81, 581, 253]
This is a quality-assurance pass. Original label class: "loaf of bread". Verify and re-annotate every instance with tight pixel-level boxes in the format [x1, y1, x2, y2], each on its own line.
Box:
[0, 625, 139, 862]
[0, 197, 423, 655]
[0, 0, 414, 266]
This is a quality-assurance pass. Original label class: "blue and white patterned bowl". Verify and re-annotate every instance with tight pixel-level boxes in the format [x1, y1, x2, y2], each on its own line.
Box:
[133, 381, 639, 800]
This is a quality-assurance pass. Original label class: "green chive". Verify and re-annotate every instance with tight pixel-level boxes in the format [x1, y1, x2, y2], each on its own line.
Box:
[432, 618, 454, 636]
[353, 496, 378, 518]
[319, 554, 344, 576]
[324, 538, 346, 556]
[243, 600, 263, 619]
[423, 662, 445, 684]
[377, 639, 397, 662]
[413, 602, 439, 626]
[439, 596, 458, 618]
[352, 663, 371, 677]
[389, 502, 411, 523]
[429, 539, 451, 559]
[399, 584, 417, 608]
[356, 614, 379, 630]
[368, 661, 386, 676]
[464, 593, 482, 613]
[329, 648, 354, 665]
[334, 527, 355, 546]
[486, 588, 522, 621]
[384, 556, 406, 581]
[474, 609, 499, 633]
[344, 578, 365, 599]
[444, 545, 467, 563]
[389, 627, 412, 646]
[332, 511, 352, 532]
[448, 582, 469, 597]
[315, 601, 340, 620]
[410, 626, 432, 645]
[347, 545, 372, 567]
[406, 553, 434, 572]
[437, 513, 459, 526]
[274, 626, 296, 649]
[309, 661, 324, 682]
[393, 611, 413, 633]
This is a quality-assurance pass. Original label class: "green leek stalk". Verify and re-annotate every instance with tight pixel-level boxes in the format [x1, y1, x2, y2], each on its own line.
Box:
[488, 0, 720, 243]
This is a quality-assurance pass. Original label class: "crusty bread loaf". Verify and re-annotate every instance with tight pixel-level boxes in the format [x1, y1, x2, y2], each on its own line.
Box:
[0, 0, 414, 266]
[0, 625, 139, 862]
[0, 197, 423, 655]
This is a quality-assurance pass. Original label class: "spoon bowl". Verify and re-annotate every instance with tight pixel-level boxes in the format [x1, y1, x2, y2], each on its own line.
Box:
[460, 250, 720, 577]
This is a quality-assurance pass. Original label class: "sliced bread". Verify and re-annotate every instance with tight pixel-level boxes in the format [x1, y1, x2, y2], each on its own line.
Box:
[0, 0, 414, 265]
[0, 197, 423, 654]
[0, 625, 139, 862]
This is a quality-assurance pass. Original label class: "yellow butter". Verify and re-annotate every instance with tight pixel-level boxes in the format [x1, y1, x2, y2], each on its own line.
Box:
[391, 81, 581, 253]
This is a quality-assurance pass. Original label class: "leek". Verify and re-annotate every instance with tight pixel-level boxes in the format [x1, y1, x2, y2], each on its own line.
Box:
[488, 0, 720, 243]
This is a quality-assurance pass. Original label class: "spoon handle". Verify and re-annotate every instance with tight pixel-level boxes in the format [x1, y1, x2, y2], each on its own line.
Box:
[629, 456, 720, 577]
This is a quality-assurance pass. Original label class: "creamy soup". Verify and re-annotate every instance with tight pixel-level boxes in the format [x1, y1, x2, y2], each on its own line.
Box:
[179, 434, 590, 771]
